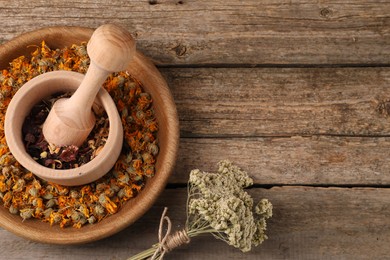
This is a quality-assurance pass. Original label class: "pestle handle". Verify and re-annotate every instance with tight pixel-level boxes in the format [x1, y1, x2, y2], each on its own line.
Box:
[69, 24, 136, 110]
[68, 24, 136, 115]
[42, 24, 135, 147]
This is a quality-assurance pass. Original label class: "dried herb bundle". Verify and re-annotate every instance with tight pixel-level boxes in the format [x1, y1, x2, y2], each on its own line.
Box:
[129, 161, 272, 260]
[0, 41, 158, 228]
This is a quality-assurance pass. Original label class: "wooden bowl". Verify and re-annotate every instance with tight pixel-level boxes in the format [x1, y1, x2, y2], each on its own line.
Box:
[0, 26, 179, 244]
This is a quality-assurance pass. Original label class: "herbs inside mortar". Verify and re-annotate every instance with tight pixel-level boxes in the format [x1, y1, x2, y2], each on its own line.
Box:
[23, 92, 109, 169]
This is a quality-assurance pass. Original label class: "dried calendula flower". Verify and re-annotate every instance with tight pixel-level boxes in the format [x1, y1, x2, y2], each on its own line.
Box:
[0, 41, 158, 228]
[49, 211, 62, 225]
[129, 161, 272, 260]
[99, 193, 118, 214]
[12, 179, 25, 192]
[2, 191, 12, 206]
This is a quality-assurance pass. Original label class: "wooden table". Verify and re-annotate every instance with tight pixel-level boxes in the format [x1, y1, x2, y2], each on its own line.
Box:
[0, 1, 389, 259]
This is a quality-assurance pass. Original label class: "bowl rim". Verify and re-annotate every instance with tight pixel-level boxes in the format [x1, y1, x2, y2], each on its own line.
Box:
[0, 25, 180, 244]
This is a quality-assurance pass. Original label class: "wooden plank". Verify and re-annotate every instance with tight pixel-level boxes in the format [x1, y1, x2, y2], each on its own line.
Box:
[170, 136, 390, 185]
[162, 67, 390, 137]
[0, 0, 389, 65]
[0, 187, 388, 259]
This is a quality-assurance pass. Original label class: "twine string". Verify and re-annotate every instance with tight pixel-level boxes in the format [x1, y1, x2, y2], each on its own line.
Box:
[151, 207, 191, 260]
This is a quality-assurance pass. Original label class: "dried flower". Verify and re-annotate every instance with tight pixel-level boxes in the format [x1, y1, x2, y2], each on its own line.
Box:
[20, 208, 34, 221]
[23, 92, 108, 169]
[129, 160, 272, 259]
[0, 41, 159, 228]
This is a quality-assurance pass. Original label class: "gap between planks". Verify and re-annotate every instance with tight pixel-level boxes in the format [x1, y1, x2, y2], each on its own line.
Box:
[161, 67, 390, 137]
[0, 0, 389, 65]
[0, 186, 388, 260]
[170, 136, 390, 186]
[157, 63, 390, 69]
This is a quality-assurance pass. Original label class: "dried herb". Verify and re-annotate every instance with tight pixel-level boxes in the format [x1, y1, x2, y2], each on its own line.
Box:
[0, 41, 158, 228]
[22, 92, 109, 169]
[129, 161, 272, 260]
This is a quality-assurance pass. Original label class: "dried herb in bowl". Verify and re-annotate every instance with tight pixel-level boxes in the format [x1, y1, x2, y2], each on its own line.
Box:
[0, 41, 159, 228]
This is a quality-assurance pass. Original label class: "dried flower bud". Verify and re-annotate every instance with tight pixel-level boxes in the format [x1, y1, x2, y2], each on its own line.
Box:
[105, 188, 115, 198]
[20, 208, 34, 221]
[94, 204, 105, 216]
[71, 210, 81, 222]
[117, 188, 125, 198]
[93, 146, 104, 157]
[23, 172, 34, 181]
[148, 142, 159, 156]
[29, 187, 39, 197]
[143, 165, 155, 177]
[56, 186, 69, 196]
[141, 152, 153, 164]
[118, 173, 130, 184]
[50, 212, 62, 225]
[136, 110, 145, 120]
[126, 166, 136, 175]
[255, 199, 273, 219]
[2, 191, 12, 206]
[9, 204, 18, 215]
[5, 178, 12, 187]
[110, 183, 120, 193]
[2, 166, 10, 178]
[12, 179, 25, 192]
[70, 189, 80, 199]
[78, 217, 87, 226]
[32, 198, 43, 208]
[42, 192, 54, 200]
[45, 199, 57, 208]
[96, 183, 107, 192]
[43, 208, 53, 219]
[46, 185, 54, 192]
[88, 139, 95, 148]
[121, 107, 128, 118]
[87, 215, 96, 224]
[125, 153, 133, 164]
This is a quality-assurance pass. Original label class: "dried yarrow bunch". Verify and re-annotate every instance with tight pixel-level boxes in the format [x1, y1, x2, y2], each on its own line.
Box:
[0, 41, 158, 228]
[129, 160, 272, 259]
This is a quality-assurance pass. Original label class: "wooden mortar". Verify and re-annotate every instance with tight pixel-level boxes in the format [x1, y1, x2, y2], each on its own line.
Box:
[4, 24, 135, 186]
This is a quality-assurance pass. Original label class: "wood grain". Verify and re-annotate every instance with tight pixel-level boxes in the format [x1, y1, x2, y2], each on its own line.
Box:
[0, 0, 389, 65]
[0, 187, 388, 260]
[161, 67, 390, 137]
[170, 136, 390, 185]
[162, 67, 390, 185]
[0, 1, 389, 258]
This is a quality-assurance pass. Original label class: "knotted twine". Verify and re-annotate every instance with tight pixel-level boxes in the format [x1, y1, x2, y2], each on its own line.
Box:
[151, 207, 191, 260]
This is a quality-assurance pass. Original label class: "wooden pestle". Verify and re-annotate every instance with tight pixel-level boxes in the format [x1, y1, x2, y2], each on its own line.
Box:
[42, 24, 135, 147]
